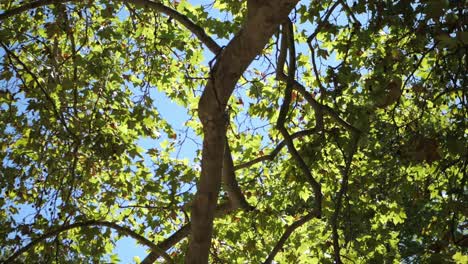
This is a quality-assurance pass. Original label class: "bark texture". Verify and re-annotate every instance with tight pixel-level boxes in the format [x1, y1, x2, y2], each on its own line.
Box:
[222, 141, 252, 211]
[185, 1, 299, 263]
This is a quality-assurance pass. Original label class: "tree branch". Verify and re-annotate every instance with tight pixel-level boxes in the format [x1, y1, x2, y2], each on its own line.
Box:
[262, 211, 318, 264]
[306, 1, 340, 95]
[331, 133, 360, 264]
[4, 220, 173, 264]
[338, 0, 361, 26]
[141, 224, 190, 264]
[130, 0, 221, 54]
[0, 0, 69, 21]
[275, 18, 324, 132]
[234, 129, 318, 170]
[276, 43, 359, 134]
[140, 202, 234, 264]
[276, 20, 322, 217]
[307, 1, 340, 42]
[278, 70, 359, 134]
[0, 0, 221, 54]
[0, 42, 79, 141]
[222, 140, 253, 211]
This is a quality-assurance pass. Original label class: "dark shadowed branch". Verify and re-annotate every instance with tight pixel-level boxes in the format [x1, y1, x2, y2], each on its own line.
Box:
[331, 133, 360, 264]
[0, 0, 221, 54]
[4, 220, 173, 264]
[130, 0, 221, 54]
[140, 202, 233, 264]
[222, 140, 253, 211]
[234, 129, 318, 170]
[276, 20, 322, 217]
[262, 211, 318, 264]
[0, 0, 70, 21]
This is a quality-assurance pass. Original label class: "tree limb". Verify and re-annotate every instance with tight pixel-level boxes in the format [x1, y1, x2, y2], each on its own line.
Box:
[130, 0, 221, 54]
[0, 0, 221, 54]
[277, 63, 359, 134]
[262, 211, 318, 264]
[222, 140, 253, 211]
[234, 129, 318, 170]
[307, 1, 340, 42]
[331, 133, 360, 264]
[275, 18, 324, 132]
[306, 1, 340, 95]
[0, 0, 69, 21]
[141, 224, 190, 264]
[4, 220, 173, 264]
[276, 20, 322, 217]
[140, 202, 234, 264]
[338, 0, 361, 26]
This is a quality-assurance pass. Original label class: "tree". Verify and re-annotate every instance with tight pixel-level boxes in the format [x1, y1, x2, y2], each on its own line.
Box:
[0, 0, 466, 263]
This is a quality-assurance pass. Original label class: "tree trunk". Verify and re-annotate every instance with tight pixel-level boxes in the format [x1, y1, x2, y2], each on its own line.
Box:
[185, 1, 299, 263]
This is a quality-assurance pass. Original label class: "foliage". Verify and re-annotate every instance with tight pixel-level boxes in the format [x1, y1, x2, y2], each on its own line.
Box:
[0, 0, 466, 263]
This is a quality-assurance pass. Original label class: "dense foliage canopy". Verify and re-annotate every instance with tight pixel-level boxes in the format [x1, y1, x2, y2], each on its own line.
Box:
[0, 0, 467, 263]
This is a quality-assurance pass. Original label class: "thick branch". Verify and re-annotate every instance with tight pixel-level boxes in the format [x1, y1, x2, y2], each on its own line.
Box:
[0, 0, 69, 21]
[331, 133, 360, 264]
[0, 0, 221, 54]
[141, 202, 233, 264]
[131, 0, 221, 54]
[306, 1, 340, 95]
[4, 220, 173, 264]
[262, 211, 318, 264]
[222, 140, 253, 210]
[234, 129, 318, 170]
[276, 20, 322, 216]
[141, 224, 190, 264]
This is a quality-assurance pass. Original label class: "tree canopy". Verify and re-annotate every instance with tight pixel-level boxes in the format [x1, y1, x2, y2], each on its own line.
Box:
[0, 0, 466, 263]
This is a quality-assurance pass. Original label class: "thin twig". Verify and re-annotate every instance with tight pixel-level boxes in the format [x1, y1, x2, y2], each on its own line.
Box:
[0, 42, 79, 141]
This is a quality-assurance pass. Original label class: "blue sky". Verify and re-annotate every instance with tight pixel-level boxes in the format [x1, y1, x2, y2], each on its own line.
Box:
[113, 89, 191, 263]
